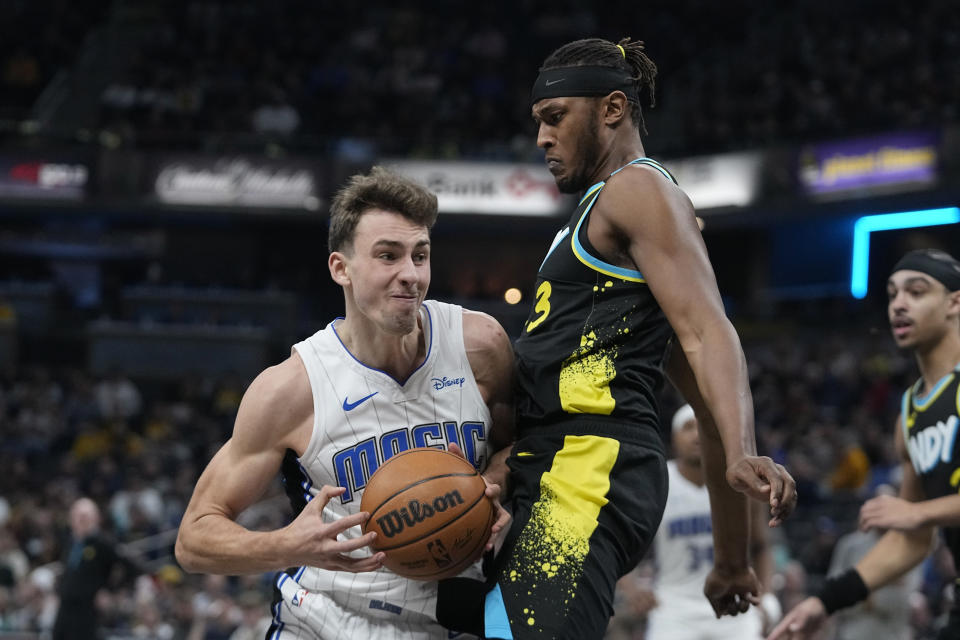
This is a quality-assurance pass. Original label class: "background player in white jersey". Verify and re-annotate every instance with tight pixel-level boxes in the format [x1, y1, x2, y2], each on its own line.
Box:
[175, 166, 515, 639]
[608, 404, 781, 640]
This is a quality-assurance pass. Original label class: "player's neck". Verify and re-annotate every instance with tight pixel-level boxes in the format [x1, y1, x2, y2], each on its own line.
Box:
[914, 330, 960, 393]
[592, 133, 646, 184]
[676, 460, 705, 487]
[336, 313, 426, 381]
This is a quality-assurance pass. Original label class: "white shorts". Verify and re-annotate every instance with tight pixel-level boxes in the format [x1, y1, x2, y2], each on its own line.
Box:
[269, 575, 479, 640]
[646, 607, 763, 640]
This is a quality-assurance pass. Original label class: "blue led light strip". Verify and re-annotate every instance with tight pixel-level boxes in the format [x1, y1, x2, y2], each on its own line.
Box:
[850, 207, 960, 299]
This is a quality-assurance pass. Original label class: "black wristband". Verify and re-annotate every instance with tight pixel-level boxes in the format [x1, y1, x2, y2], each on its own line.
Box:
[817, 568, 870, 614]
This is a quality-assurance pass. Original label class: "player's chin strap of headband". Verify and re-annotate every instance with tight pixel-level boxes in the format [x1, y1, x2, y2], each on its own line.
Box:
[531, 65, 638, 105]
[892, 251, 960, 291]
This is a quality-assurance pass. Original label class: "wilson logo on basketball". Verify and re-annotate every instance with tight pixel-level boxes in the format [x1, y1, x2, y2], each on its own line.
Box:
[375, 491, 465, 538]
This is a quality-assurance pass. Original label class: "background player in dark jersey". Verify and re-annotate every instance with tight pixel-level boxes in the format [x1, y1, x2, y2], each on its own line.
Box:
[473, 37, 797, 640]
[769, 248, 960, 640]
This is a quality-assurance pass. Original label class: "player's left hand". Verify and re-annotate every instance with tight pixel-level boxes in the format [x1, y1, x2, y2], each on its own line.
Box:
[765, 596, 827, 640]
[726, 455, 797, 526]
[703, 564, 760, 618]
[448, 443, 512, 553]
[858, 494, 921, 531]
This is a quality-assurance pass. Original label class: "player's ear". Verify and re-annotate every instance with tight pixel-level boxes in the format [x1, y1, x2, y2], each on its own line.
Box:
[601, 91, 629, 126]
[329, 251, 350, 286]
[948, 289, 960, 319]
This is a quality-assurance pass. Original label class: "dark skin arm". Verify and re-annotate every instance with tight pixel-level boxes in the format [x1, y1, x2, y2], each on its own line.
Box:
[666, 347, 758, 616]
[587, 159, 795, 618]
[594, 168, 794, 522]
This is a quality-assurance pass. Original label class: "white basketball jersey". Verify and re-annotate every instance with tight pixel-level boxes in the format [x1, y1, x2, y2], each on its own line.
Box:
[268, 300, 490, 640]
[645, 460, 762, 640]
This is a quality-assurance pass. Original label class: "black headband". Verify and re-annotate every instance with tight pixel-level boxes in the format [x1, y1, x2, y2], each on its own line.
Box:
[891, 249, 960, 291]
[531, 66, 638, 105]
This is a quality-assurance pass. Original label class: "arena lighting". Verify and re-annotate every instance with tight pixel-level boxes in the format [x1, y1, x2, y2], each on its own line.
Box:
[850, 206, 960, 299]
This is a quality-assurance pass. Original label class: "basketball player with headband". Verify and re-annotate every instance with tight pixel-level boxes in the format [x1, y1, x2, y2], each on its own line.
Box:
[771, 249, 960, 640]
[466, 37, 797, 640]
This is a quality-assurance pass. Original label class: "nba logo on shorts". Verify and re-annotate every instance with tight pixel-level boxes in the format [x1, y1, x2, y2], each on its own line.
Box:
[291, 588, 309, 607]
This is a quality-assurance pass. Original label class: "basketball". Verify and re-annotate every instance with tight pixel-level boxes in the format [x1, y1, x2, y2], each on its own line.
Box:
[360, 447, 494, 581]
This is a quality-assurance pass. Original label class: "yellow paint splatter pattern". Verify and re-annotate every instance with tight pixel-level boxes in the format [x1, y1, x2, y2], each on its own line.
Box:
[501, 435, 619, 635]
[503, 482, 586, 630]
[559, 331, 617, 414]
[558, 280, 636, 415]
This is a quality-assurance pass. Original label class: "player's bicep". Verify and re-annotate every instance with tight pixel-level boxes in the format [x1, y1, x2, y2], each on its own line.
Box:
[607, 174, 726, 341]
[184, 435, 283, 524]
[182, 364, 303, 524]
[464, 310, 517, 449]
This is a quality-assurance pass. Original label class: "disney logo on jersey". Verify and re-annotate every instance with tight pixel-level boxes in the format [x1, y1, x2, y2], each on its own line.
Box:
[376, 491, 465, 538]
[333, 420, 488, 503]
[907, 415, 959, 474]
[432, 376, 465, 391]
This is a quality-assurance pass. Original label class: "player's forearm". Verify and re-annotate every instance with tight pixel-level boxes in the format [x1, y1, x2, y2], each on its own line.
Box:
[482, 445, 513, 496]
[854, 527, 934, 591]
[914, 494, 960, 527]
[699, 417, 751, 569]
[176, 514, 292, 575]
[682, 321, 757, 462]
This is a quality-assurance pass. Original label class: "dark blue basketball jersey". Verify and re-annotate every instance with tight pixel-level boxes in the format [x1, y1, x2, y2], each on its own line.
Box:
[901, 364, 960, 568]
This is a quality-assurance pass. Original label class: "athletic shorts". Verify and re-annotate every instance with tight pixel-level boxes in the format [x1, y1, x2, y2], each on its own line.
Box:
[267, 573, 479, 640]
[483, 420, 668, 640]
[645, 606, 763, 640]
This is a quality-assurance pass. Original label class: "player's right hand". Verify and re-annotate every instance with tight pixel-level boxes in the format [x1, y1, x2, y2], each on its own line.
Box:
[284, 484, 385, 572]
[704, 564, 759, 618]
[765, 596, 826, 640]
[726, 456, 797, 526]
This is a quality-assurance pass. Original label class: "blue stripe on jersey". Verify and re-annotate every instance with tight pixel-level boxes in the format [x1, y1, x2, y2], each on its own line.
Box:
[330, 303, 434, 385]
[484, 583, 514, 639]
[912, 373, 956, 410]
[578, 181, 604, 206]
[270, 573, 289, 640]
[295, 459, 314, 503]
[568, 157, 675, 283]
[613, 157, 675, 182]
[570, 193, 645, 282]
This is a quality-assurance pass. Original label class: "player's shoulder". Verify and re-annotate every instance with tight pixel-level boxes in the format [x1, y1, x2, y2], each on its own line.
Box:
[602, 160, 692, 214]
[235, 353, 312, 440]
[462, 309, 512, 357]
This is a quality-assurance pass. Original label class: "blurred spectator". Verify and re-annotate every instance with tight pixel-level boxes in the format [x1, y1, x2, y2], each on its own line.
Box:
[75, 0, 958, 160]
[52, 497, 142, 640]
[94, 370, 143, 421]
[797, 516, 840, 581]
[227, 590, 271, 640]
[251, 88, 300, 137]
[829, 432, 871, 492]
[0, 527, 29, 587]
[827, 485, 922, 640]
[16, 566, 58, 634]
